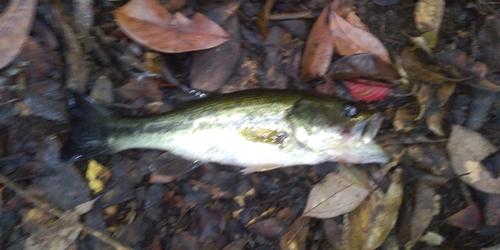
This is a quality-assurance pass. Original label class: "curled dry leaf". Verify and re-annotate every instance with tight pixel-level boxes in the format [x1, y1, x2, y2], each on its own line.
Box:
[405, 180, 437, 250]
[302, 171, 370, 219]
[300, 7, 334, 78]
[414, 0, 445, 34]
[343, 169, 403, 250]
[0, 0, 37, 69]
[329, 6, 390, 63]
[113, 0, 229, 53]
[447, 125, 500, 194]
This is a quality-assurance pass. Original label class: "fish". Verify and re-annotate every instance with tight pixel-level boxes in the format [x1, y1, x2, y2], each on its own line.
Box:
[61, 89, 389, 173]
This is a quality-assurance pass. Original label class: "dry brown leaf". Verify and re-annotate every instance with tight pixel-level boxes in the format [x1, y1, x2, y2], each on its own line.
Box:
[393, 107, 417, 132]
[426, 107, 445, 136]
[24, 199, 97, 250]
[302, 171, 370, 219]
[117, 77, 163, 102]
[190, 15, 241, 92]
[279, 217, 310, 250]
[400, 49, 462, 85]
[344, 169, 403, 250]
[0, 0, 37, 69]
[404, 180, 437, 250]
[436, 82, 456, 107]
[447, 125, 500, 194]
[414, 0, 445, 34]
[113, 0, 229, 53]
[329, 6, 390, 63]
[330, 0, 354, 17]
[446, 204, 482, 231]
[300, 7, 334, 78]
[416, 83, 435, 120]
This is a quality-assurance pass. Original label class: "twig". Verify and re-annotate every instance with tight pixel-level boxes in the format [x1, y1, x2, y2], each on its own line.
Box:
[268, 11, 315, 20]
[0, 174, 132, 250]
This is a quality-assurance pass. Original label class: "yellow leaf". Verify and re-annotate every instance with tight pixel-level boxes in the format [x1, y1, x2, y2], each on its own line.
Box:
[86, 159, 111, 194]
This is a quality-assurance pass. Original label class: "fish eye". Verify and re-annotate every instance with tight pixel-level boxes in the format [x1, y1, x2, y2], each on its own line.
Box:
[342, 105, 359, 117]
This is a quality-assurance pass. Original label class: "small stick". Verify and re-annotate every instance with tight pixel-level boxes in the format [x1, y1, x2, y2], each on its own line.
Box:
[0, 174, 132, 250]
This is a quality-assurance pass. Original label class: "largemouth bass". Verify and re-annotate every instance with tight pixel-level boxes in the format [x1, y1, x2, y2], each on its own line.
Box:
[61, 89, 389, 173]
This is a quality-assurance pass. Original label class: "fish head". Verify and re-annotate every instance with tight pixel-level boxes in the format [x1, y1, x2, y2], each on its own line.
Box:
[287, 99, 389, 164]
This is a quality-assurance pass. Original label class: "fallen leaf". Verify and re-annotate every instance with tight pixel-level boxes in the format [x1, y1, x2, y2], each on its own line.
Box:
[393, 107, 417, 132]
[426, 107, 445, 136]
[415, 82, 437, 120]
[86, 159, 111, 194]
[343, 78, 393, 102]
[410, 31, 438, 56]
[405, 180, 437, 249]
[344, 169, 403, 250]
[222, 237, 248, 250]
[329, 6, 390, 63]
[400, 49, 462, 85]
[465, 83, 499, 131]
[329, 53, 400, 81]
[203, 0, 242, 25]
[302, 171, 370, 219]
[117, 77, 163, 102]
[190, 15, 241, 92]
[414, 0, 445, 34]
[90, 75, 114, 105]
[436, 82, 456, 107]
[344, 11, 369, 31]
[25, 199, 97, 250]
[446, 204, 482, 230]
[248, 218, 286, 240]
[300, 7, 334, 78]
[330, 0, 354, 18]
[0, 0, 37, 69]
[113, 0, 229, 53]
[447, 125, 500, 194]
[279, 217, 310, 250]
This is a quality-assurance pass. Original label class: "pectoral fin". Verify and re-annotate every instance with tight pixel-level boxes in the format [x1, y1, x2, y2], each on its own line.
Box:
[238, 128, 287, 145]
[148, 152, 200, 183]
[240, 164, 282, 174]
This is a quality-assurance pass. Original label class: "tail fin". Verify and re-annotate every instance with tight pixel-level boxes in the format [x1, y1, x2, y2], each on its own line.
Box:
[60, 90, 114, 162]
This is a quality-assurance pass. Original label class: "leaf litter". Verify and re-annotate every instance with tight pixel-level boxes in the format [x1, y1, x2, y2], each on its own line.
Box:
[3, 0, 500, 249]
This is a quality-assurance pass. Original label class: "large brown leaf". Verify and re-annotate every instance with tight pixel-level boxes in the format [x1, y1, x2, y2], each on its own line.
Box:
[0, 0, 37, 69]
[300, 7, 334, 78]
[329, 6, 390, 63]
[302, 165, 370, 219]
[113, 0, 229, 53]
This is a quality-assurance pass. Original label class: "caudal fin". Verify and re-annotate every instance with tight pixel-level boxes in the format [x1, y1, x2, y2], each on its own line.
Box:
[60, 91, 114, 162]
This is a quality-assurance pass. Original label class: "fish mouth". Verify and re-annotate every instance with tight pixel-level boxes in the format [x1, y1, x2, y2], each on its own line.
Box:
[351, 113, 384, 142]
